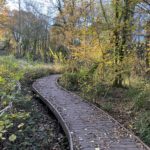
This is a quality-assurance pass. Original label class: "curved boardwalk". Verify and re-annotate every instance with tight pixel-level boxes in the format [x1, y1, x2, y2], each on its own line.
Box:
[32, 75, 150, 150]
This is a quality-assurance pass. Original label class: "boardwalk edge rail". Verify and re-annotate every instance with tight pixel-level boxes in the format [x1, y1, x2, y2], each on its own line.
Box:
[32, 81, 74, 150]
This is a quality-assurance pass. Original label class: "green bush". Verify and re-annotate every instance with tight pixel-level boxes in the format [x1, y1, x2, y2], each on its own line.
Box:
[60, 67, 90, 91]
[135, 112, 150, 145]
[133, 84, 150, 111]
[60, 72, 79, 91]
[101, 102, 113, 112]
[125, 87, 140, 100]
[60, 67, 108, 99]
[125, 78, 150, 111]
[0, 55, 63, 143]
[94, 83, 108, 97]
[134, 92, 150, 110]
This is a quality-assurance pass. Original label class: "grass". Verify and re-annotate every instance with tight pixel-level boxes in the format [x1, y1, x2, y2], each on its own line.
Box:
[0, 55, 68, 149]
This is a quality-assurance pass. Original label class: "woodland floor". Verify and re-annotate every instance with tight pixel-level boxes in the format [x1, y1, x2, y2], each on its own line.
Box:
[0, 74, 69, 150]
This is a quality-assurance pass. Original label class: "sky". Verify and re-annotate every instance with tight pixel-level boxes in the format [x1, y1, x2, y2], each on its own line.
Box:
[6, 0, 54, 14]
[6, 0, 18, 10]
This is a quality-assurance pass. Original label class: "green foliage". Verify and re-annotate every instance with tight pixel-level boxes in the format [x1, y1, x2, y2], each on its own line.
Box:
[61, 72, 79, 91]
[0, 55, 63, 148]
[61, 65, 108, 99]
[134, 91, 150, 110]
[101, 102, 113, 112]
[49, 49, 66, 64]
[135, 112, 150, 145]
[125, 78, 150, 111]
[93, 83, 108, 98]
[9, 134, 17, 142]
[60, 67, 89, 91]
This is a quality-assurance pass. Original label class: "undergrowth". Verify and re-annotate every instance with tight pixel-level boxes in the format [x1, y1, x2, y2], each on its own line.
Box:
[0, 55, 67, 149]
[60, 65, 150, 146]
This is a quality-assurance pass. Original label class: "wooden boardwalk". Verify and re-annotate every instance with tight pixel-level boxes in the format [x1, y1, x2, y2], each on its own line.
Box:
[32, 75, 150, 150]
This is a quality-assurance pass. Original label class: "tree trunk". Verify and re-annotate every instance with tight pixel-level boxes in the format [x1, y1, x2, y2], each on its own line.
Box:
[113, 0, 132, 87]
[113, 0, 123, 87]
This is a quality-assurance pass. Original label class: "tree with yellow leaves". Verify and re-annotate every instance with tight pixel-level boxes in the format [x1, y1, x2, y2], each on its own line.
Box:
[0, 0, 9, 40]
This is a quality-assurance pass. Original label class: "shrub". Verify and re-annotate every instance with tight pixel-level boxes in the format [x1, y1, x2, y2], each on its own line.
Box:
[135, 112, 150, 145]
[101, 102, 113, 112]
[60, 73, 79, 91]
[134, 92, 150, 110]
[133, 84, 150, 111]
[0, 55, 63, 143]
